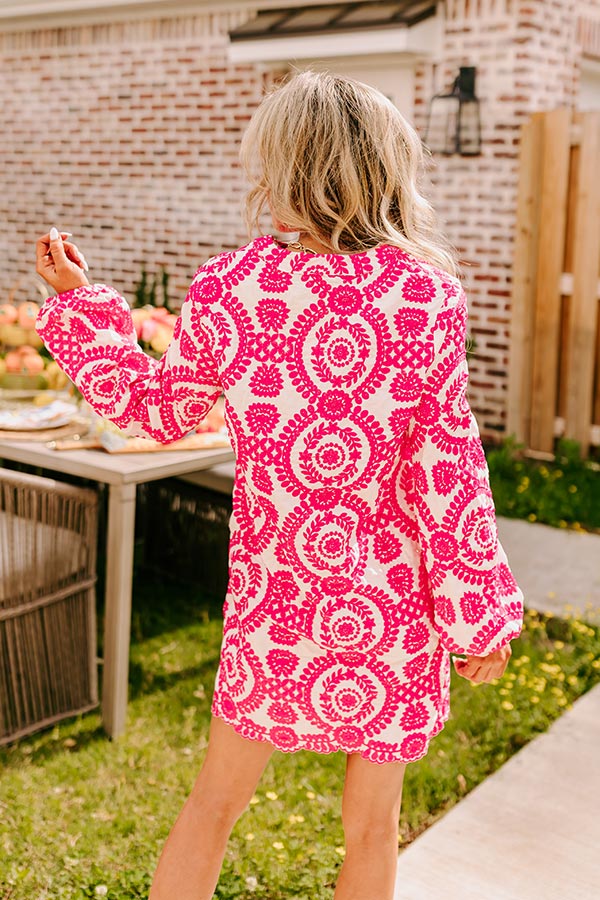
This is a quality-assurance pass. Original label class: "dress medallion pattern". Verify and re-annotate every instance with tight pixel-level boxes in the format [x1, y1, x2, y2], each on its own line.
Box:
[36, 233, 524, 765]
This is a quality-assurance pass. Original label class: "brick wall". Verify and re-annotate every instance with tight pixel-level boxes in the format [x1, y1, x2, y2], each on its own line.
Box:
[1, 10, 269, 306]
[414, 0, 600, 437]
[2, 0, 600, 439]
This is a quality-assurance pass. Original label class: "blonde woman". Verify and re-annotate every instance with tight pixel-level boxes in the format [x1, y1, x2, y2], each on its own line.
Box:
[36, 70, 523, 900]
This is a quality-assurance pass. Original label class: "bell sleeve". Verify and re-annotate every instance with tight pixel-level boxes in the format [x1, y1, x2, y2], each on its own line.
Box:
[398, 284, 524, 657]
[35, 275, 223, 443]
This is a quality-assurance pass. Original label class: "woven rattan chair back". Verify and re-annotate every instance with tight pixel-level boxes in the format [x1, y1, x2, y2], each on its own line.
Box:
[0, 467, 98, 744]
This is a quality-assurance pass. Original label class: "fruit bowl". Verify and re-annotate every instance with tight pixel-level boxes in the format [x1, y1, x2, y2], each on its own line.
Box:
[0, 276, 70, 392]
[0, 372, 47, 391]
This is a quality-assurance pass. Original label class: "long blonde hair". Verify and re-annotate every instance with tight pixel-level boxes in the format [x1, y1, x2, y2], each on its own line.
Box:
[239, 69, 458, 276]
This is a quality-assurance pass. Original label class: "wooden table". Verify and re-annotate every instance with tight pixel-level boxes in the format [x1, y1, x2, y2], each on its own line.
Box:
[0, 439, 235, 739]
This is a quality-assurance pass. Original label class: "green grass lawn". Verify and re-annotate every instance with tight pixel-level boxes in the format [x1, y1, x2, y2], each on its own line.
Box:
[487, 436, 600, 534]
[1, 575, 599, 900]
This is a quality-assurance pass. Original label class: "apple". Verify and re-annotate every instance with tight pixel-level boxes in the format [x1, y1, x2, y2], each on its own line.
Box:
[20, 352, 45, 374]
[0, 323, 28, 346]
[18, 302, 40, 331]
[4, 347, 45, 374]
[4, 350, 24, 372]
[0, 304, 18, 325]
[25, 330, 44, 349]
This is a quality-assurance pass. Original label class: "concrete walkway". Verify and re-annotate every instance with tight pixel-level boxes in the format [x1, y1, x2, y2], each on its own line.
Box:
[394, 683, 600, 899]
[497, 515, 600, 623]
[395, 516, 600, 899]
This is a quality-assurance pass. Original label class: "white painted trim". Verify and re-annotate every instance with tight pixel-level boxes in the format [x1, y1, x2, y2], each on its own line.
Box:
[0, 0, 165, 18]
[0, 0, 183, 29]
[0, 0, 345, 10]
[578, 60, 600, 116]
[0, 0, 252, 31]
[0, 0, 357, 26]
[0, 0, 237, 14]
[228, 15, 441, 64]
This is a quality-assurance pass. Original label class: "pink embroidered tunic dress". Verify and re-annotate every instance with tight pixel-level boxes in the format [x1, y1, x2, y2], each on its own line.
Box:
[37, 234, 524, 765]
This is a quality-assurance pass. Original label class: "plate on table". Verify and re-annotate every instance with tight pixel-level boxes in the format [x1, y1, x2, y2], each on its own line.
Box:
[0, 400, 78, 431]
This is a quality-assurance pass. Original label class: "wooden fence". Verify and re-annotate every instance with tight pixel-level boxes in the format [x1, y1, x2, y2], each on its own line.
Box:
[507, 108, 600, 457]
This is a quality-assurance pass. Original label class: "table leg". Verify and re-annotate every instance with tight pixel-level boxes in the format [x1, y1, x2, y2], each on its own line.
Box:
[102, 482, 137, 739]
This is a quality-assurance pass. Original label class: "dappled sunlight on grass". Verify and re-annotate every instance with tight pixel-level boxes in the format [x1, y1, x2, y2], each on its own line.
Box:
[1, 591, 599, 899]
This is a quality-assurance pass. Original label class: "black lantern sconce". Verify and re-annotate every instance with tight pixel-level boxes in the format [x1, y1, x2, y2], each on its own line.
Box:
[424, 66, 481, 156]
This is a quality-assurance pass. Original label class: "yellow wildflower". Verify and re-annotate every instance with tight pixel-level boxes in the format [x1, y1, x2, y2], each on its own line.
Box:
[245, 833, 255, 841]
[539, 663, 560, 675]
[501, 701, 514, 711]
[273, 841, 284, 850]
[266, 791, 278, 800]
[514, 655, 530, 666]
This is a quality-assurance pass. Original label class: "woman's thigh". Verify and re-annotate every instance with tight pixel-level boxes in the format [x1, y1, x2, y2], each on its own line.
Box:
[341, 751, 407, 834]
[190, 715, 276, 815]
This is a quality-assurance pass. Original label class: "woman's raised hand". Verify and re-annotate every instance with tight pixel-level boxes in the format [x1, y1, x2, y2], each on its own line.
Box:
[453, 643, 512, 684]
[36, 227, 90, 293]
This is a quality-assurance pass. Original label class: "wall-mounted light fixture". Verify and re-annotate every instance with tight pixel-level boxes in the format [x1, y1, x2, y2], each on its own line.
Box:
[424, 66, 481, 156]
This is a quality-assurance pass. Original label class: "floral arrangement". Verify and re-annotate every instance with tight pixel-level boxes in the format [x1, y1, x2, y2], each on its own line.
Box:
[130, 266, 178, 357]
[130, 306, 179, 356]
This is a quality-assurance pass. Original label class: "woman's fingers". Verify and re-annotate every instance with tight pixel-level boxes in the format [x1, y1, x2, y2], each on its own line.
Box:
[456, 656, 484, 682]
[62, 240, 89, 271]
[36, 230, 73, 260]
[453, 645, 512, 684]
[36, 231, 88, 272]
[35, 228, 89, 293]
[47, 227, 69, 272]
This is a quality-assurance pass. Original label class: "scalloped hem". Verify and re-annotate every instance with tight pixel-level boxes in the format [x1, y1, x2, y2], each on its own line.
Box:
[210, 702, 451, 766]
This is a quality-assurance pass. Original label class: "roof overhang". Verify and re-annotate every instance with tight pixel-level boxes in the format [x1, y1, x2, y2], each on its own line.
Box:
[228, 3, 440, 64]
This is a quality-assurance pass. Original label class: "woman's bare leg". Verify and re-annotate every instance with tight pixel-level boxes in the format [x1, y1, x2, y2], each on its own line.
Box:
[149, 714, 275, 900]
[334, 752, 407, 900]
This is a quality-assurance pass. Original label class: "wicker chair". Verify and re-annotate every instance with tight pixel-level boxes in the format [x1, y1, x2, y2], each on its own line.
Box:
[0, 468, 99, 744]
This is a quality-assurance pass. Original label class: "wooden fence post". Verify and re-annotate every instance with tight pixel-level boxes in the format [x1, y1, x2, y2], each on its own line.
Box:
[564, 111, 600, 456]
[506, 115, 543, 444]
[529, 108, 571, 453]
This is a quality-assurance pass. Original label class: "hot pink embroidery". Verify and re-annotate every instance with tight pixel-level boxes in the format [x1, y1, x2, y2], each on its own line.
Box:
[36, 233, 524, 765]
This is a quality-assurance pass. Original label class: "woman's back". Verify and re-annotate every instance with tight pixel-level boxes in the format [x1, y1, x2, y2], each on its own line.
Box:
[202, 232, 457, 508]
